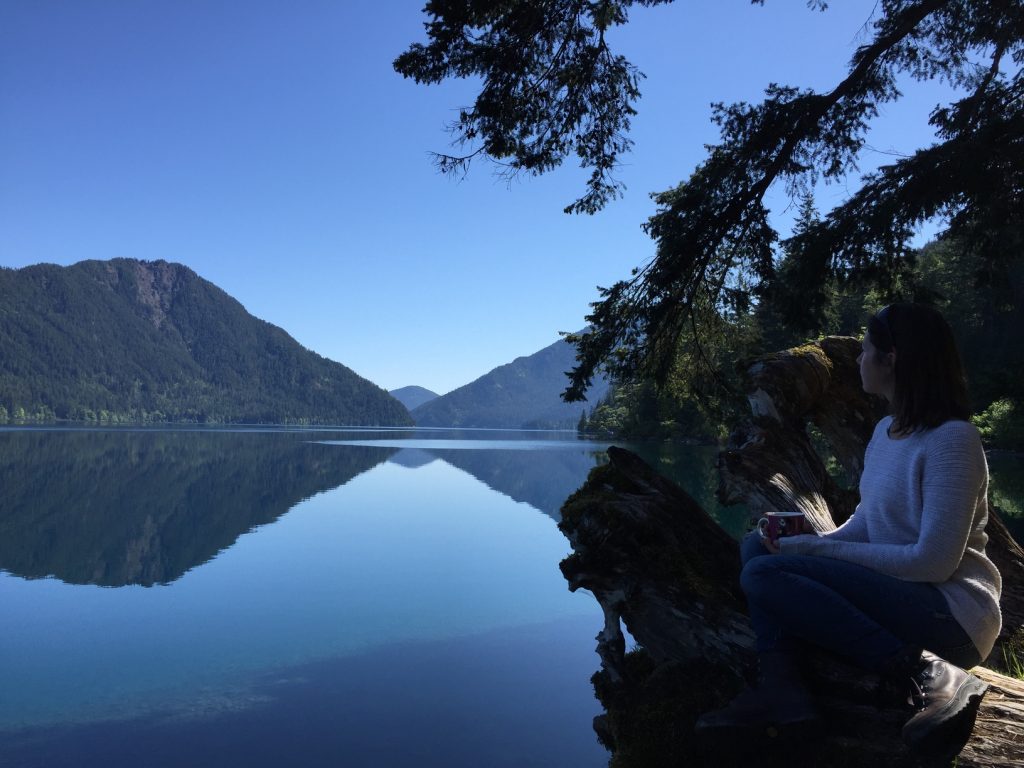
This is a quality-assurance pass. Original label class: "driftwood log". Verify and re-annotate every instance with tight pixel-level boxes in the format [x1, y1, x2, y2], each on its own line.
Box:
[559, 336, 1024, 767]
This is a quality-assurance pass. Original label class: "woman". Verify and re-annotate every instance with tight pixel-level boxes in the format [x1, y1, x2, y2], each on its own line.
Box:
[696, 303, 1003, 754]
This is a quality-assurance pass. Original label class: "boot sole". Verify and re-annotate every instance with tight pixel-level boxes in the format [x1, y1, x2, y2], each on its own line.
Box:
[902, 676, 988, 757]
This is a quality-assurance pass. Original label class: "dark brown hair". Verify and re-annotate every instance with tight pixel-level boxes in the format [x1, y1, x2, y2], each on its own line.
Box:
[866, 303, 970, 432]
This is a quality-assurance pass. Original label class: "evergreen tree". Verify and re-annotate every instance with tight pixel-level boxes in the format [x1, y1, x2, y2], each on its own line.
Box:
[397, 1, 1024, 399]
[577, 409, 588, 434]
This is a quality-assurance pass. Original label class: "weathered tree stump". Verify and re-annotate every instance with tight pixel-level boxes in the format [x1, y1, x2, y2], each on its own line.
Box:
[559, 337, 1024, 767]
[718, 336, 887, 531]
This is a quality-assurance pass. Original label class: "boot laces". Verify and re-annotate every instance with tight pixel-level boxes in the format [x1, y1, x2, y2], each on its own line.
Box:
[907, 676, 927, 711]
[907, 662, 939, 712]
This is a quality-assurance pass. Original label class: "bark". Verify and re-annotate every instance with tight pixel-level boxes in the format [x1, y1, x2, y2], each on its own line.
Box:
[717, 336, 888, 531]
[559, 336, 1024, 767]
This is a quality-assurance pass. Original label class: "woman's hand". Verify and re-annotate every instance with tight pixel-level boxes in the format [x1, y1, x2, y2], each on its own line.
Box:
[763, 537, 781, 555]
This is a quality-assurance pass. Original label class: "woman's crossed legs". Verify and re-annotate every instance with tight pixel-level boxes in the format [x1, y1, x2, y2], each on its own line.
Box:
[739, 533, 980, 672]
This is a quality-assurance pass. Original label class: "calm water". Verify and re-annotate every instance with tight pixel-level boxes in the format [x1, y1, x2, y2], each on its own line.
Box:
[0, 427, 742, 768]
[1, 428, 1019, 768]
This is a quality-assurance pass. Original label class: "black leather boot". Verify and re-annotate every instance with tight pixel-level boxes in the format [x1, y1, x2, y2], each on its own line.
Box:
[694, 652, 820, 738]
[901, 651, 988, 756]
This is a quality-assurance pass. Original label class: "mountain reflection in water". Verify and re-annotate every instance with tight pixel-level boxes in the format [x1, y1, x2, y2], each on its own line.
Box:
[389, 446, 607, 521]
[0, 429, 746, 590]
[0, 429, 395, 587]
[0, 427, 614, 762]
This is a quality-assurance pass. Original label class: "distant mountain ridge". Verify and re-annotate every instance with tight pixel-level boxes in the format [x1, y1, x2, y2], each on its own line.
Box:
[0, 259, 412, 426]
[410, 336, 609, 429]
[389, 385, 439, 411]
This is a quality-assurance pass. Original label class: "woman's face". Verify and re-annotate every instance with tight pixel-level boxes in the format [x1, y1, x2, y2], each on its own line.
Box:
[858, 334, 895, 400]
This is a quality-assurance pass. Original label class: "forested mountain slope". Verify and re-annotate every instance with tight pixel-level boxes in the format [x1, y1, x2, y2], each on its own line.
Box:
[411, 337, 608, 429]
[0, 259, 412, 425]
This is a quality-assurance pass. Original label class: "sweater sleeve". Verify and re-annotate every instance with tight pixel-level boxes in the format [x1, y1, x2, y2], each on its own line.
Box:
[820, 508, 869, 542]
[780, 422, 986, 582]
[783, 418, 888, 547]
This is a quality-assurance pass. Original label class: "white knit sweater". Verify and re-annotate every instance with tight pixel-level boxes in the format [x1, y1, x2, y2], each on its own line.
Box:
[780, 416, 1003, 660]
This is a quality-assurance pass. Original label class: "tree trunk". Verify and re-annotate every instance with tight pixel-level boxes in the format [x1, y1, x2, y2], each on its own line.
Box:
[559, 337, 1024, 767]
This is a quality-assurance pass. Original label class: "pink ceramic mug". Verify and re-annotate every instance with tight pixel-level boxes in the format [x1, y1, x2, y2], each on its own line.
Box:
[757, 511, 810, 543]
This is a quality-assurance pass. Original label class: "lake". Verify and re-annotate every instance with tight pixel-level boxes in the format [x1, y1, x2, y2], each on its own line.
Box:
[0, 426, 743, 768]
[0, 427, 1019, 768]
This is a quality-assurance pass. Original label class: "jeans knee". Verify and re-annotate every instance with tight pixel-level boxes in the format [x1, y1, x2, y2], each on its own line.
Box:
[740, 555, 777, 602]
[740, 531, 769, 566]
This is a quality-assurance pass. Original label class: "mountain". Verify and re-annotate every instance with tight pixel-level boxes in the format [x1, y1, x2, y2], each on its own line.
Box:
[417, 446, 606, 522]
[0, 259, 412, 426]
[410, 337, 609, 429]
[0, 429, 395, 586]
[389, 385, 439, 411]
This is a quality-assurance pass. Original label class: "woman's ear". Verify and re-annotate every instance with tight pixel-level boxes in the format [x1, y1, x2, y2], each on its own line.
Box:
[886, 349, 897, 368]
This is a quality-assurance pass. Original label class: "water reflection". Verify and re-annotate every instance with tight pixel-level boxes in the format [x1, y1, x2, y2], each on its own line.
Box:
[3, 426, 1007, 761]
[382, 439, 742, 532]
[397, 447, 607, 521]
[388, 447, 440, 470]
[0, 428, 762, 592]
[0, 431, 601, 735]
[0, 429, 394, 586]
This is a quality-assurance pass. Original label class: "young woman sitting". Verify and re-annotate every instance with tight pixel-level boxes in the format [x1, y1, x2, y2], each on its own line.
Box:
[696, 303, 1003, 755]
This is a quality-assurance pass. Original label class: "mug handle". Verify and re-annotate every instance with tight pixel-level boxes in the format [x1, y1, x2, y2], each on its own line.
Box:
[756, 517, 770, 540]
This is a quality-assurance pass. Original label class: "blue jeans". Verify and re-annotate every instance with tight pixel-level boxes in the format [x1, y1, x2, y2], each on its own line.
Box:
[740, 533, 981, 671]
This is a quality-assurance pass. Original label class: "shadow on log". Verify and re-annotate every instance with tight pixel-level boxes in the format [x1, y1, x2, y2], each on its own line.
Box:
[559, 337, 1024, 767]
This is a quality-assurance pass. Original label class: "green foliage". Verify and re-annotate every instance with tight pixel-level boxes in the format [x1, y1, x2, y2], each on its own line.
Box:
[586, 227, 1024, 444]
[0, 259, 413, 426]
[1004, 645, 1024, 681]
[584, 378, 726, 442]
[974, 399, 1024, 452]
[400, 2, 1024, 402]
[914, 240, 1024, 410]
[394, 0, 671, 214]
[581, 280, 774, 441]
[989, 461, 1024, 525]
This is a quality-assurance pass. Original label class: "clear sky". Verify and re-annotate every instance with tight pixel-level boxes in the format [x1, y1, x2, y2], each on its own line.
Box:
[0, 1, 958, 395]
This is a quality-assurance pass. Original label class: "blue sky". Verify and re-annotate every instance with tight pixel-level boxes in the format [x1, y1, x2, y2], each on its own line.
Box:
[1, 1, 958, 395]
